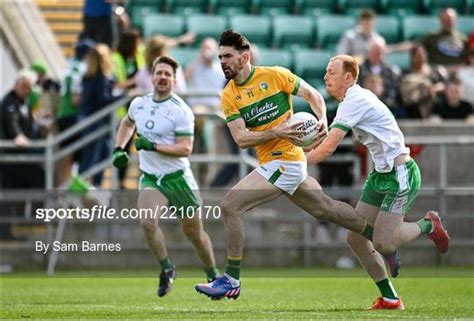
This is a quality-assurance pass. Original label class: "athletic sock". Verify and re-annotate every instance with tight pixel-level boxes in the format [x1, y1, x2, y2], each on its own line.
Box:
[225, 257, 241, 281]
[417, 218, 433, 234]
[159, 257, 174, 271]
[204, 267, 219, 280]
[361, 222, 373, 241]
[376, 279, 398, 300]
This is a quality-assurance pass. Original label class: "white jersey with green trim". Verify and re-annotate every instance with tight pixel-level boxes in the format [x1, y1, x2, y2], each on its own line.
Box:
[331, 85, 410, 173]
[128, 93, 194, 176]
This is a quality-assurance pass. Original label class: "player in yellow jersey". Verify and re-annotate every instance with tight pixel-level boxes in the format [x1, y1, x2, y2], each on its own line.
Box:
[195, 30, 374, 300]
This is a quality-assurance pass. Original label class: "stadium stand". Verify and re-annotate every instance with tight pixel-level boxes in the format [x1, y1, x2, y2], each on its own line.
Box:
[402, 15, 440, 41]
[186, 14, 228, 45]
[211, 0, 253, 15]
[379, 0, 424, 17]
[293, 49, 332, 87]
[339, 0, 379, 15]
[170, 47, 199, 69]
[168, 0, 208, 15]
[273, 15, 314, 48]
[230, 15, 272, 47]
[316, 14, 356, 49]
[257, 0, 293, 16]
[375, 15, 401, 43]
[425, 0, 466, 14]
[385, 51, 411, 72]
[298, 0, 337, 16]
[143, 14, 185, 39]
[257, 48, 293, 69]
[458, 15, 474, 35]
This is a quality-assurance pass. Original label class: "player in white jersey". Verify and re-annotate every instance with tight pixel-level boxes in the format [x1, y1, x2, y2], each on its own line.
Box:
[306, 55, 450, 310]
[112, 56, 219, 297]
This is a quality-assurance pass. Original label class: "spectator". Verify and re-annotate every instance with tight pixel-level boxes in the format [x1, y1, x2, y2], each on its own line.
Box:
[28, 60, 61, 120]
[111, 29, 145, 188]
[185, 38, 226, 109]
[336, 9, 385, 61]
[399, 44, 448, 119]
[457, 47, 474, 105]
[78, 44, 123, 186]
[358, 39, 401, 112]
[135, 35, 187, 94]
[80, 0, 117, 48]
[0, 69, 46, 189]
[112, 29, 145, 91]
[55, 39, 95, 187]
[430, 77, 473, 121]
[420, 8, 466, 67]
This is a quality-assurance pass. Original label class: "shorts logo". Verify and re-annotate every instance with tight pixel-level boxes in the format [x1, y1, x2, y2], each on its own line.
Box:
[145, 120, 154, 130]
[259, 82, 269, 92]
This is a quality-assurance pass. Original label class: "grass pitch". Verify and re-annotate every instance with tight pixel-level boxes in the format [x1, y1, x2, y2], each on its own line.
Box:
[1, 267, 473, 320]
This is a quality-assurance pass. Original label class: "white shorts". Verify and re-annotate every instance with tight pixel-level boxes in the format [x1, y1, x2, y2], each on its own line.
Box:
[256, 160, 307, 195]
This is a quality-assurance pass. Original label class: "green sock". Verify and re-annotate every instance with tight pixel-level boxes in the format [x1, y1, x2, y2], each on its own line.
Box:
[376, 279, 398, 300]
[361, 223, 373, 241]
[417, 218, 433, 234]
[204, 267, 219, 280]
[159, 257, 173, 271]
[225, 258, 241, 280]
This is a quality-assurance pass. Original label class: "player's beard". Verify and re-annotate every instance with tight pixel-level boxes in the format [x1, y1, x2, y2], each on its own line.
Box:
[222, 61, 242, 80]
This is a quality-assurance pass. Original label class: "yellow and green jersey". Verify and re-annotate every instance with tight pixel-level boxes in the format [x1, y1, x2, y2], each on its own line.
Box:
[221, 66, 305, 165]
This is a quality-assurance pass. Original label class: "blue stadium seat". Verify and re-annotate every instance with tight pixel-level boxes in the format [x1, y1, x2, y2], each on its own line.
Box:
[424, 0, 466, 14]
[298, 0, 337, 16]
[211, 0, 253, 16]
[130, 5, 160, 30]
[168, 0, 208, 15]
[170, 47, 200, 69]
[380, 0, 424, 17]
[376, 15, 401, 43]
[458, 16, 474, 35]
[143, 14, 185, 38]
[257, 48, 293, 69]
[402, 15, 440, 40]
[273, 15, 314, 49]
[230, 15, 272, 46]
[294, 49, 332, 87]
[186, 15, 227, 44]
[316, 15, 355, 50]
[385, 51, 411, 72]
[338, 0, 379, 15]
[256, 0, 293, 16]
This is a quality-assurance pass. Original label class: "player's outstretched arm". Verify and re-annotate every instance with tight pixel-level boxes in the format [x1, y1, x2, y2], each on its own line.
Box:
[294, 79, 328, 131]
[306, 128, 346, 165]
[227, 117, 304, 149]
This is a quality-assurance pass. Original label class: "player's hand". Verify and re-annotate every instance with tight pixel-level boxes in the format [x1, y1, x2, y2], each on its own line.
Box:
[274, 120, 305, 143]
[134, 135, 156, 151]
[112, 147, 129, 168]
[302, 130, 328, 152]
[302, 120, 327, 152]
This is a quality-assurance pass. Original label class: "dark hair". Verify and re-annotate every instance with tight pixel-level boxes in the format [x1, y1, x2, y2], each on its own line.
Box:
[219, 29, 250, 52]
[359, 9, 376, 21]
[117, 29, 140, 58]
[151, 56, 179, 75]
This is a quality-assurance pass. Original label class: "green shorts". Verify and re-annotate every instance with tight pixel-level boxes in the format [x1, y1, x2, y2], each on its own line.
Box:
[360, 159, 421, 215]
[139, 168, 202, 209]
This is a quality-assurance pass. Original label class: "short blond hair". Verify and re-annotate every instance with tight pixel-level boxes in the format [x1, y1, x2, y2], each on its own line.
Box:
[330, 55, 359, 82]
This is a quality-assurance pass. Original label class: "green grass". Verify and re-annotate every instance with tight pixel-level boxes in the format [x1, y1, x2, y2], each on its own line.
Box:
[1, 268, 473, 319]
